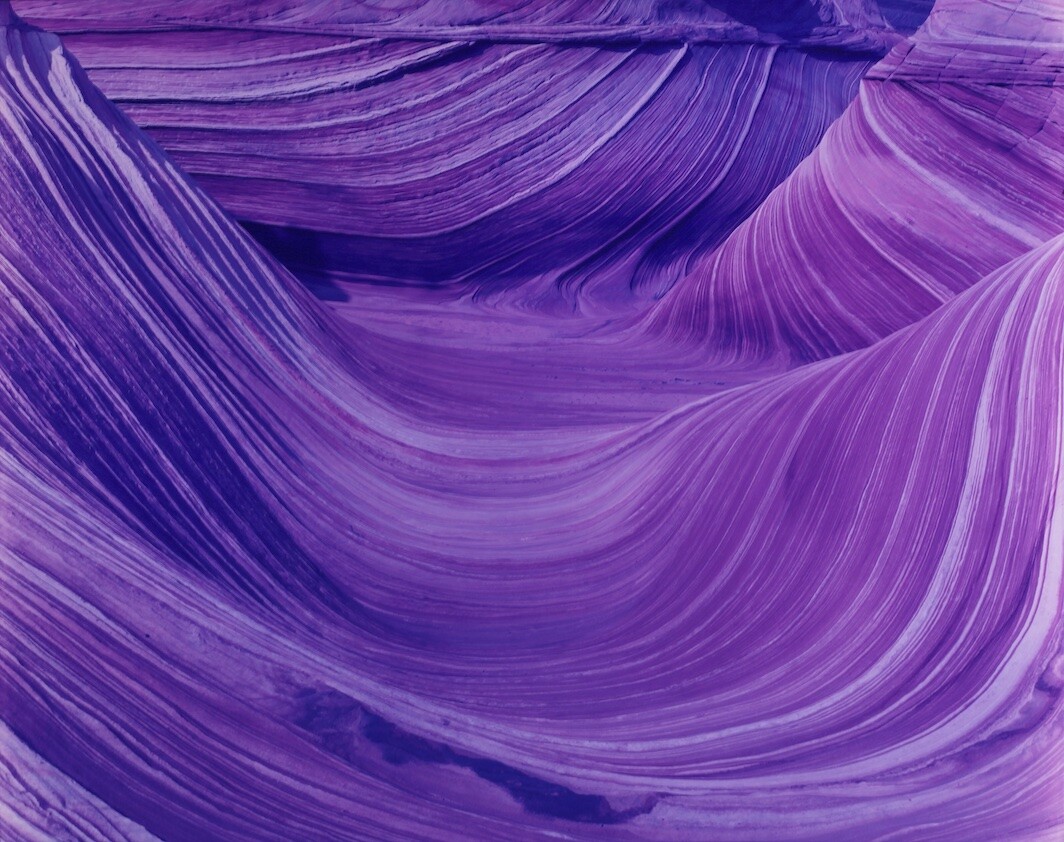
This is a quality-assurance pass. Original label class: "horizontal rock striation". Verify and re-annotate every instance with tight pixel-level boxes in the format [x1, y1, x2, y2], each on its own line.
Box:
[12, 0, 934, 312]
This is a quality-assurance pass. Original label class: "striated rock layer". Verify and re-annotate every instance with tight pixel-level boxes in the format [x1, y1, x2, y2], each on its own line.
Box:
[1, 0, 1063, 840]
[12, 0, 937, 312]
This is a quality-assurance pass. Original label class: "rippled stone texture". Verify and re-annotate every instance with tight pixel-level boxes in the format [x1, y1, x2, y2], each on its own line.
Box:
[13, 0, 926, 312]
[1, 0, 1062, 840]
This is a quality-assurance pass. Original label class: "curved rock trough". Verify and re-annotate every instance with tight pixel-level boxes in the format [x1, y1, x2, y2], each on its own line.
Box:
[1, 0, 1062, 839]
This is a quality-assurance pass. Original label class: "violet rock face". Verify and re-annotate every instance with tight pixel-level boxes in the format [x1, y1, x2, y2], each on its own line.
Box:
[1, 0, 1062, 840]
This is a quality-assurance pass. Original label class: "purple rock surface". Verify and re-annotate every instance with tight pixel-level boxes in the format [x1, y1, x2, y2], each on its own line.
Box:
[1, 0, 1062, 840]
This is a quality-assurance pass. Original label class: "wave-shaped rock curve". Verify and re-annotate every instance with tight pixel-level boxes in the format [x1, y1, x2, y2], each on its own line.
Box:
[1, 0, 1062, 840]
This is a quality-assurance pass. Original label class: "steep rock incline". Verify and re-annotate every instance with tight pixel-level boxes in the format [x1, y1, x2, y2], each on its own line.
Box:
[651, 0, 1063, 362]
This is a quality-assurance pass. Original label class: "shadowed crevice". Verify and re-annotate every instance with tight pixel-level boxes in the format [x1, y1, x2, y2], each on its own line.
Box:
[293, 687, 658, 825]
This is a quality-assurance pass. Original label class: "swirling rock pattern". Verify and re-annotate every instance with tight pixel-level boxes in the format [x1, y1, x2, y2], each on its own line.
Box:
[12, 0, 934, 312]
[1, 1, 1063, 841]
[650, 0, 1064, 362]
